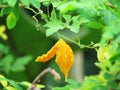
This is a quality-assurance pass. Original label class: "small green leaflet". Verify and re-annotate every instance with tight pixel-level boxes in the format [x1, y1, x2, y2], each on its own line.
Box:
[7, 0, 17, 6]
[6, 13, 16, 29]
[63, 14, 89, 33]
[44, 14, 89, 37]
[44, 18, 64, 37]
[30, 0, 40, 9]
[0, 55, 32, 73]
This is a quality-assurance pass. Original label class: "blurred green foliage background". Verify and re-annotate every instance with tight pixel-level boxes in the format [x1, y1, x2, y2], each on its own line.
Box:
[1, 0, 120, 90]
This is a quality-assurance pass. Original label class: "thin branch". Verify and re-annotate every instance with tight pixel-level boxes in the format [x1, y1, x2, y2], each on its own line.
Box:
[58, 33, 99, 49]
[28, 68, 60, 90]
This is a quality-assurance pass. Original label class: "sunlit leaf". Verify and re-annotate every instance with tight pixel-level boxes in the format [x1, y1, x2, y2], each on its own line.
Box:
[44, 19, 64, 37]
[63, 14, 71, 25]
[7, 79, 22, 90]
[5, 86, 17, 90]
[21, 81, 45, 88]
[51, 1, 60, 7]
[87, 21, 103, 29]
[7, 0, 17, 6]
[46, 25, 64, 37]
[69, 15, 89, 33]
[0, 25, 8, 40]
[0, 74, 8, 87]
[6, 13, 16, 29]
[42, 1, 50, 6]
[66, 79, 81, 88]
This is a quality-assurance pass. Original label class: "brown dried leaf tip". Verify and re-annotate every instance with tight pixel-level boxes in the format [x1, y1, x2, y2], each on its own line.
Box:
[35, 39, 74, 81]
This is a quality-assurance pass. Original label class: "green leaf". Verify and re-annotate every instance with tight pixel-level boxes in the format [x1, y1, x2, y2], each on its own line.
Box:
[51, 1, 60, 7]
[102, 27, 114, 39]
[66, 79, 81, 88]
[69, 15, 89, 33]
[87, 21, 103, 29]
[116, 73, 120, 80]
[107, 80, 118, 89]
[103, 72, 114, 80]
[0, 74, 8, 87]
[41, 13, 48, 20]
[6, 13, 16, 29]
[11, 55, 32, 72]
[57, 1, 78, 13]
[2, 0, 7, 3]
[110, 54, 120, 62]
[7, 80, 22, 90]
[46, 25, 64, 37]
[50, 9, 56, 20]
[44, 19, 64, 37]
[5, 86, 17, 90]
[100, 10, 117, 25]
[42, 1, 50, 6]
[92, 85, 109, 90]
[0, 7, 12, 17]
[0, 43, 9, 54]
[108, 0, 120, 8]
[63, 14, 71, 25]
[0, 55, 14, 74]
[7, 0, 17, 6]
[20, 81, 45, 88]
[115, 34, 120, 43]
[30, 0, 40, 9]
[52, 85, 72, 90]
[36, 84, 45, 88]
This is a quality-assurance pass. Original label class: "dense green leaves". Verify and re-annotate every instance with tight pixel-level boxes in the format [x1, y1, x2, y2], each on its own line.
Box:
[10, 55, 33, 72]
[44, 14, 89, 36]
[108, 0, 120, 8]
[53, 79, 81, 90]
[0, 55, 32, 74]
[0, 55, 14, 74]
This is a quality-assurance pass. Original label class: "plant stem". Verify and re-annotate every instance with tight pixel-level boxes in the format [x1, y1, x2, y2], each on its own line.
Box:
[58, 33, 98, 49]
[28, 68, 60, 90]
